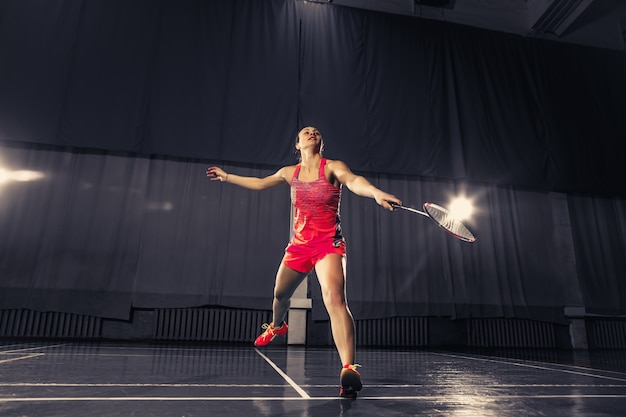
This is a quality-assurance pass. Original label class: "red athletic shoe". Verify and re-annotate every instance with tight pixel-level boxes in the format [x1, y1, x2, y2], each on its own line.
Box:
[339, 364, 362, 398]
[253, 322, 288, 347]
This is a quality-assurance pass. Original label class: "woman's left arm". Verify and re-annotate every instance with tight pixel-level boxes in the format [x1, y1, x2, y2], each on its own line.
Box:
[328, 160, 401, 210]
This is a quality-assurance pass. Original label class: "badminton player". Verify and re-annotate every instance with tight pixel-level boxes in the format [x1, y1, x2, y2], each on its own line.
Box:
[206, 126, 400, 398]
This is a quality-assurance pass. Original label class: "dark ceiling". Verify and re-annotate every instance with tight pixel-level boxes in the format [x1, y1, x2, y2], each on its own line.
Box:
[326, 0, 626, 50]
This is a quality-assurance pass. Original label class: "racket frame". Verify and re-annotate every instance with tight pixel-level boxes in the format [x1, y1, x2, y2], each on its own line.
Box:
[391, 202, 476, 243]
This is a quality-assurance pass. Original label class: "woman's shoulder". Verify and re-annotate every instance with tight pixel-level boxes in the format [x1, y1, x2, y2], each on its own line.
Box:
[276, 164, 298, 180]
[324, 159, 349, 170]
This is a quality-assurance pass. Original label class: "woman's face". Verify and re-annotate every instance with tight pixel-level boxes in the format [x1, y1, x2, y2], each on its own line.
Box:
[296, 126, 323, 152]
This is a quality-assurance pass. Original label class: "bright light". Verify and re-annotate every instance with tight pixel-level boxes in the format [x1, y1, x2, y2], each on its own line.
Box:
[448, 197, 474, 221]
[12, 170, 45, 182]
[0, 168, 45, 184]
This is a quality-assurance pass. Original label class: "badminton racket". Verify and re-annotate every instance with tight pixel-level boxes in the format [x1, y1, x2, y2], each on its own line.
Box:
[391, 202, 476, 243]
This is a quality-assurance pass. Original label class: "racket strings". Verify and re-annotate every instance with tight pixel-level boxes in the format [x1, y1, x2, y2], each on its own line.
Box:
[424, 203, 475, 242]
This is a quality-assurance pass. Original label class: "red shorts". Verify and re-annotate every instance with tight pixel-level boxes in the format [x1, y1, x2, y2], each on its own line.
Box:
[283, 239, 346, 273]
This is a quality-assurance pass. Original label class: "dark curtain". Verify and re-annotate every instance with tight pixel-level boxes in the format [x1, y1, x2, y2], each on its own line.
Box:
[0, 142, 289, 319]
[0, 144, 143, 318]
[1, 0, 625, 321]
[568, 196, 626, 316]
[131, 157, 290, 311]
[1, 141, 606, 323]
[1, 0, 624, 194]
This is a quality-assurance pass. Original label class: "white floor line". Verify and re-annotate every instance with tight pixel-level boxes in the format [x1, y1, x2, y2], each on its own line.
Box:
[254, 348, 311, 399]
[1, 394, 626, 403]
[0, 354, 43, 365]
[0, 344, 67, 354]
[432, 352, 626, 383]
[0, 383, 290, 387]
[1, 382, 625, 389]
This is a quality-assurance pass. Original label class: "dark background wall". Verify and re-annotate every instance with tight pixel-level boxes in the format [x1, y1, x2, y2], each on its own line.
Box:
[0, 0, 625, 342]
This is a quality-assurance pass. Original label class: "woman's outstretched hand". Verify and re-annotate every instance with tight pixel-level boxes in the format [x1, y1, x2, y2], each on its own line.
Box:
[206, 166, 228, 182]
[374, 190, 401, 211]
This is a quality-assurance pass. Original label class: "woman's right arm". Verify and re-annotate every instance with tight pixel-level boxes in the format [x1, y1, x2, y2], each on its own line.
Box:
[206, 166, 292, 190]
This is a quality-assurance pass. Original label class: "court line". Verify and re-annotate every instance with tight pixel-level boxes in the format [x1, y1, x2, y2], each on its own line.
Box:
[1, 382, 624, 388]
[1, 394, 626, 402]
[0, 383, 290, 388]
[0, 354, 43, 365]
[254, 348, 311, 399]
[0, 344, 67, 354]
[433, 352, 626, 383]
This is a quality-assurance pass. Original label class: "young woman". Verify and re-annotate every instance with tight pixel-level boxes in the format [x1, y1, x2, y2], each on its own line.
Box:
[206, 126, 400, 398]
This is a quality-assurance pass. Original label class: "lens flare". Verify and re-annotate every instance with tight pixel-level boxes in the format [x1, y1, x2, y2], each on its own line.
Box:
[448, 197, 474, 221]
[0, 168, 45, 184]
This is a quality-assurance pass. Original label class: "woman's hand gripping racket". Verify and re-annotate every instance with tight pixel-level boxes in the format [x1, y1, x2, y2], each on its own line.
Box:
[391, 202, 476, 243]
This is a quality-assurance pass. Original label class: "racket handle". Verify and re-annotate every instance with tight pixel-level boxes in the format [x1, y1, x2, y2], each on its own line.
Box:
[390, 202, 428, 217]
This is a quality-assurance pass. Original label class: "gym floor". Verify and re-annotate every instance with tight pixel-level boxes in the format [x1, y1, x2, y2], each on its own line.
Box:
[1, 340, 625, 416]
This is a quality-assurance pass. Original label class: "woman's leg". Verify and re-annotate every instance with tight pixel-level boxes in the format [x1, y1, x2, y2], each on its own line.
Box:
[315, 254, 355, 366]
[272, 262, 307, 326]
[254, 262, 307, 347]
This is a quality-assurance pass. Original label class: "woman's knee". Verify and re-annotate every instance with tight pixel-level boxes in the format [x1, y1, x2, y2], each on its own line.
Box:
[322, 287, 346, 310]
[274, 287, 293, 302]
[273, 265, 306, 301]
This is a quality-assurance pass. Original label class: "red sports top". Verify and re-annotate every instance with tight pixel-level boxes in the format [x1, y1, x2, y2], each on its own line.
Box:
[290, 158, 344, 247]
